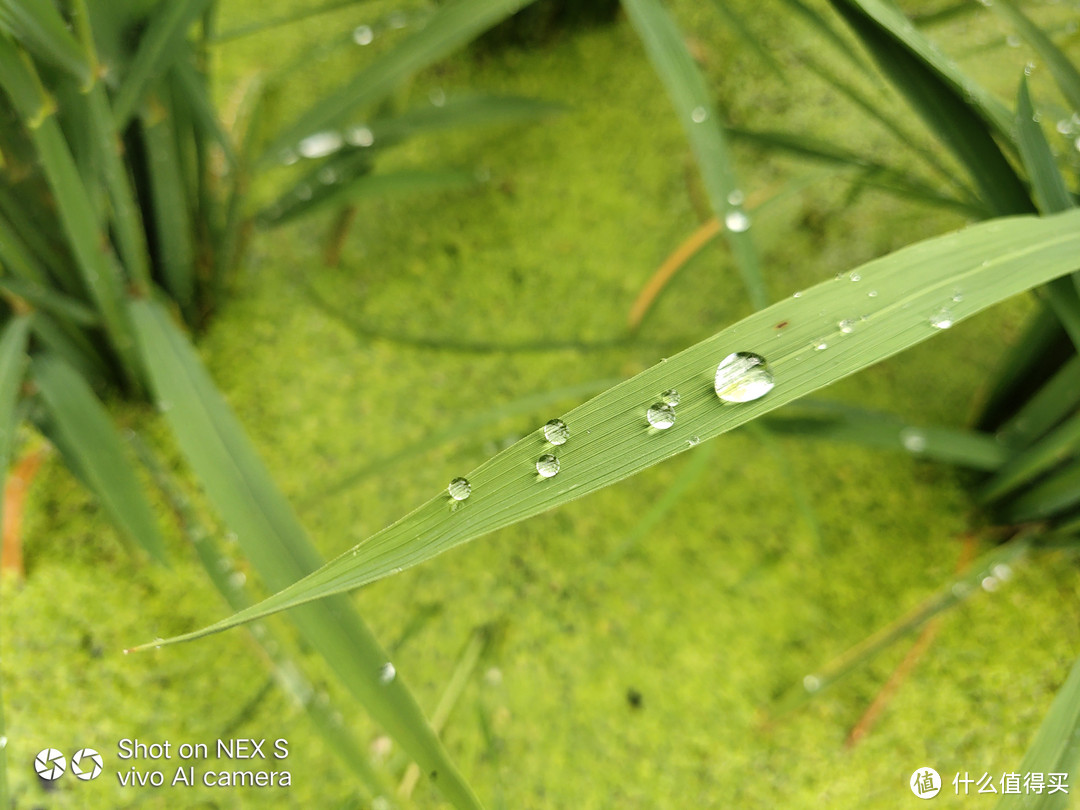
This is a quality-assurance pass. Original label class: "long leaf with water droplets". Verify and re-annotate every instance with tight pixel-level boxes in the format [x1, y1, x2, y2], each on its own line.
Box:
[132, 209, 1080, 649]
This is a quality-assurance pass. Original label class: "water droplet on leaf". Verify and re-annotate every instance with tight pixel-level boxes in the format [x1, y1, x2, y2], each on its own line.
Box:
[536, 454, 560, 477]
[691, 106, 708, 123]
[661, 388, 680, 407]
[352, 25, 374, 45]
[646, 402, 676, 429]
[900, 428, 927, 453]
[298, 131, 343, 159]
[714, 352, 774, 403]
[543, 419, 569, 445]
[346, 126, 374, 147]
[448, 477, 471, 501]
[725, 210, 750, 233]
[838, 319, 855, 334]
[379, 662, 396, 684]
[930, 308, 954, 329]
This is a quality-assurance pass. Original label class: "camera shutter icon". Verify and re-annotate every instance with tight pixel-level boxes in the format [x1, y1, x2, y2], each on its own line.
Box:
[71, 748, 104, 780]
[34, 749, 66, 780]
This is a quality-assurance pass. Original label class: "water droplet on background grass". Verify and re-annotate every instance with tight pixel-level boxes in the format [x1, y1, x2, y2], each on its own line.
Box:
[725, 210, 751, 233]
[448, 477, 471, 501]
[379, 662, 396, 684]
[536, 454, 560, 477]
[346, 126, 374, 147]
[691, 106, 708, 123]
[900, 428, 927, 453]
[646, 402, 676, 429]
[543, 419, 569, 445]
[352, 25, 374, 45]
[298, 131, 343, 159]
[714, 352, 774, 403]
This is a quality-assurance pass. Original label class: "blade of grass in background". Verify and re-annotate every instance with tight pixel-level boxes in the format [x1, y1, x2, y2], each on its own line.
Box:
[0, 0, 92, 85]
[0, 317, 30, 514]
[0, 278, 99, 326]
[776, 534, 1032, 713]
[211, 0, 377, 43]
[995, 652, 1080, 810]
[830, 0, 1031, 217]
[259, 0, 533, 166]
[622, 0, 767, 309]
[134, 209, 1080, 647]
[994, 356, 1080, 449]
[127, 298, 485, 810]
[991, 0, 1080, 114]
[30, 354, 169, 564]
[1015, 78, 1074, 215]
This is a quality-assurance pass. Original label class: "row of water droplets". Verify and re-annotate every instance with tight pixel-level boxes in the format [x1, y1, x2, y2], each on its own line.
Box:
[448, 352, 777, 501]
[686, 105, 751, 233]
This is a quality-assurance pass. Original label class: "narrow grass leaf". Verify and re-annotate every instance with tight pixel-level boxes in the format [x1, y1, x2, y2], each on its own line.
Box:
[830, 0, 1031, 216]
[991, 0, 1080, 114]
[367, 94, 565, 141]
[27, 312, 111, 383]
[622, 0, 767, 309]
[134, 209, 1080, 647]
[0, 317, 30, 521]
[211, 0, 377, 43]
[1016, 78, 1074, 215]
[127, 299, 485, 810]
[112, 0, 213, 127]
[763, 399, 1009, 471]
[0, 0, 92, 84]
[31, 354, 168, 563]
[777, 0, 872, 72]
[1003, 460, 1080, 523]
[260, 0, 532, 165]
[979, 415, 1080, 501]
[995, 356, 1080, 448]
[0, 278, 99, 326]
[995, 652, 1080, 810]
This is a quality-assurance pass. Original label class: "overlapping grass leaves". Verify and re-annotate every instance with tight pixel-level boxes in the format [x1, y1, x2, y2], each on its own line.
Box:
[136, 209, 1080, 649]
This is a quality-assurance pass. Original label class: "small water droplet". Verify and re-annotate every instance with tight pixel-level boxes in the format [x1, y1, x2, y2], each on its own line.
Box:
[930, 308, 954, 329]
[1057, 119, 1074, 135]
[726, 189, 744, 206]
[388, 10, 407, 28]
[543, 419, 569, 445]
[868, 290, 878, 298]
[352, 24, 374, 45]
[714, 352, 774, 403]
[691, 105, 708, 123]
[725, 210, 751, 233]
[1024, 60, 1036, 76]
[0, 736, 7, 749]
[661, 388, 680, 407]
[448, 477, 471, 501]
[298, 131, 343, 159]
[952, 581, 972, 597]
[429, 87, 446, 107]
[346, 125, 374, 147]
[379, 662, 396, 684]
[900, 428, 927, 453]
[849, 272, 861, 282]
[229, 571, 247, 589]
[793, 291, 803, 298]
[1075, 136, 1080, 153]
[1007, 34, 1022, 47]
[813, 340, 828, 351]
[318, 166, 337, 185]
[838, 319, 855, 334]
[803, 674, 821, 693]
[279, 149, 299, 166]
[687, 436, 700, 446]
[981, 575, 999, 592]
[157, 400, 172, 412]
[296, 184, 312, 200]
[951, 290, 963, 303]
[646, 402, 676, 429]
[536, 453, 560, 477]
[991, 563, 1013, 582]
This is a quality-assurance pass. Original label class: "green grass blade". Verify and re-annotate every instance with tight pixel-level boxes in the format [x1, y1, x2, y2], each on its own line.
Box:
[0, 0, 92, 85]
[980, 415, 1080, 502]
[995, 356, 1080, 448]
[1016, 77, 1074, 215]
[0, 316, 31, 511]
[366, 94, 565, 141]
[27, 311, 111, 383]
[139, 98, 197, 315]
[134, 209, 1080, 647]
[996, 652, 1080, 810]
[1003, 460, 1080, 523]
[112, 0, 213, 128]
[261, 169, 476, 227]
[31, 354, 169, 563]
[707, 0, 784, 78]
[763, 399, 1010, 471]
[211, 0, 376, 43]
[126, 298, 485, 810]
[0, 277, 100, 326]
[777, 535, 1031, 712]
[992, 0, 1080, 114]
[622, 0, 766, 309]
[777, 0, 872, 73]
[259, 0, 531, 166]
[830, 0, 1031, 216]
[0, 206, 50, 284]
[171, 55, 237, 169]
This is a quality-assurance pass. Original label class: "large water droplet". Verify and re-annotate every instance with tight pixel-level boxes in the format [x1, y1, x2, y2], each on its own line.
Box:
[714, 352, 774, 403]
[929, 308, 954, 329]
[346, 126, 374, 147]
[536, 454, 560, 477]
[543, 419, 569, 445]
[298, 131, 343, 159]
[691, 106, 708, 123]
[646, 402, 676, 429]
[352, 25, 374, 45]
[725, 210, 751, 233]
[379, 662, 396, 684]
[849, 272, 861, 282]
[448, 477, 471, 501]
[661, 388, 680, 407]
